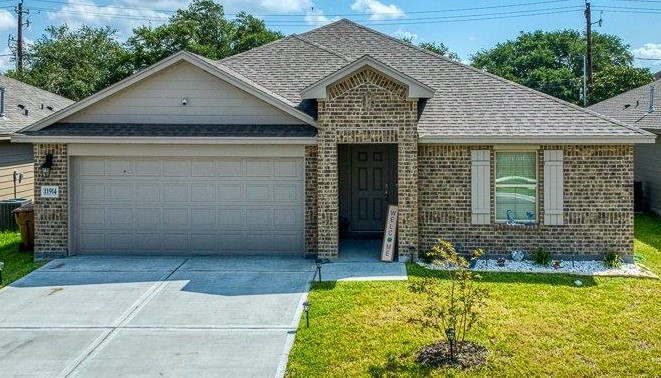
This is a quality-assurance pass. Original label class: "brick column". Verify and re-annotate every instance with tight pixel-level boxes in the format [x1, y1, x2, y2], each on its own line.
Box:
[316, 104, 340, 259]
[397, 105, 419, 254]
[33, 143, 68, 260]
[304, 146, 318, 255]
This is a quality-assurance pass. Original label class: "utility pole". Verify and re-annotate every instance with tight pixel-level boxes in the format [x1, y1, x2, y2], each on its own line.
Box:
[14, 0, 29, 76]
[584, 1, 602, 105]
[584, 1, 593, 100]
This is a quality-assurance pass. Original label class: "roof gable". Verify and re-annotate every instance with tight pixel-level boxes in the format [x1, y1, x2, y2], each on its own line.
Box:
[221, 19, 653, 143]
[21, 51, 315, 134]
[301, 55, 434, 100]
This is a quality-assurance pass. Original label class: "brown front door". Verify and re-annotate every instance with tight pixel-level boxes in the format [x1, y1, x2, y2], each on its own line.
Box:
[349, 145, 396, 232]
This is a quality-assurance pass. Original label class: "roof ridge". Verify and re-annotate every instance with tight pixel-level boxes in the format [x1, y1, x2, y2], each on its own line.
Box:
[590, 77, 661, 108]
[319, 19, 649, 136]
[291, 34, 350, 61]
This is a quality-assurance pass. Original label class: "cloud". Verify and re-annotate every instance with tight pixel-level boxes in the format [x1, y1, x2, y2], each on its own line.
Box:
[350, 0, 405, 20]
[0, 46, 14, 73]
[0, 10, 16, 31]
[304, 8, 339, 27]
[393, 28, 416, 42]
[220, 0, 312, 14]
[45, 0, 176, 39]
[633, 43, 661, 68]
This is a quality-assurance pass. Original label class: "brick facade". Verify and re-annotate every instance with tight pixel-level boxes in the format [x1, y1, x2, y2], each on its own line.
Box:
[315, 67, 419, 259]
[418, 144, 635, 257]
[305, 146, 318, 255]
[33, 143, 69, 260]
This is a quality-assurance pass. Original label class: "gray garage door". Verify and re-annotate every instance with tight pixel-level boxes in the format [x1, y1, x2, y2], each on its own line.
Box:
[72, 156, 304, 255]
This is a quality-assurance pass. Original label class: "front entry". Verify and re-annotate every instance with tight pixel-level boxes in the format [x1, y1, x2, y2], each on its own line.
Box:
[339, 144, 397, 237]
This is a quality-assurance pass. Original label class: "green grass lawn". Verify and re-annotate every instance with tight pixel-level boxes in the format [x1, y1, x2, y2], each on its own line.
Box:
[287, 215, 661, 377]
[0, 231, 42, 289]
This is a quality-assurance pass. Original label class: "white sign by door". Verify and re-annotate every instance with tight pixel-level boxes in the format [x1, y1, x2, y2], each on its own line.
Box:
[40, 186, 60, 198]
[380, 205, 398, 262]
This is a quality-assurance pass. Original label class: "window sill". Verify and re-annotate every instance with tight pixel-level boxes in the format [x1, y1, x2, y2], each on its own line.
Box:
[494, 222, 540, 230]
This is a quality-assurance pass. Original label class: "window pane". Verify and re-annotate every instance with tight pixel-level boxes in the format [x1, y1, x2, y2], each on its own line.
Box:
[496, 152, 536, 185]
[495, 152, 537, 223]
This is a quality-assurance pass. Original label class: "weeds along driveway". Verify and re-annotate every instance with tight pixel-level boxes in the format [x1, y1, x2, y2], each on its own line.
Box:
[0, 255, 315, 378]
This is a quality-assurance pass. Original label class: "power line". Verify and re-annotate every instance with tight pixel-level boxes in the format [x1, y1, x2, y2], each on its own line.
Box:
[634, 57, 661, 61]
[26, 0, 573, 18]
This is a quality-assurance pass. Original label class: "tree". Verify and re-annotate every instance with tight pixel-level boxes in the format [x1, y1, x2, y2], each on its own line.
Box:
[419, 42, 460, 62]
[5, 25, 130, 101]
[471, 30, 653, 105]
[126, 0, 282, 71]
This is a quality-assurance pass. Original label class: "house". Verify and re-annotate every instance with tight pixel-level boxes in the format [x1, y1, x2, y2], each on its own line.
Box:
[13, 20, 655, 260]
[589, 78, 660, 215]
[0, 75, 73, 201]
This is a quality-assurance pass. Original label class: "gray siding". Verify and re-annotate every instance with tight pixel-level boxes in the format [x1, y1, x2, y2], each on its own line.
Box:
[62, 61, 306, 125]
[0, 141, 34, 200]
[635, 138, 661, 214]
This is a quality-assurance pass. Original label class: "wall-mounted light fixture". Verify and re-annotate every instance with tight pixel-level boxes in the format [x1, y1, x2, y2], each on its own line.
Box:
[40, 153, 54, 177]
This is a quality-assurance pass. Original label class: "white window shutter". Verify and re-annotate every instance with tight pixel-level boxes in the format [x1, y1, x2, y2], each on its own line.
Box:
[471, 150, 491, 225]
[544, 150, 564, 225]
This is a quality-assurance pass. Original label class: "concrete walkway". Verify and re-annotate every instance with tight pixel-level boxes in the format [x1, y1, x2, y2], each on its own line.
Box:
[0, 256, 314, 378]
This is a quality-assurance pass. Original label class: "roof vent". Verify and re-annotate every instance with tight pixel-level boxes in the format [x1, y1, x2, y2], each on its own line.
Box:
[649, 85, 655, 113]
[0, 87, 5, 118]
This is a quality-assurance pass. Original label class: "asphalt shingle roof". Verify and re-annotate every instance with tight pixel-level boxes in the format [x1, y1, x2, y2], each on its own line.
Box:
[220, 19, 649, 139]
[0, 75, 73, 136]
[589, 79, 660, 131]
[27, 123, 317, 138]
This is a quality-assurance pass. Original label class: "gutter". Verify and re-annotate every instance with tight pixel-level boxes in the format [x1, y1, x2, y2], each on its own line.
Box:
[418, 135, 657, 145]
[11, 135, 318, 145]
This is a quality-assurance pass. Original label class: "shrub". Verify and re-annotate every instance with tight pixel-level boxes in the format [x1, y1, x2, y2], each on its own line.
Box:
[411, 239, 488, 344]
[532, 247, 551, 266]
[604, 252, 623, 269]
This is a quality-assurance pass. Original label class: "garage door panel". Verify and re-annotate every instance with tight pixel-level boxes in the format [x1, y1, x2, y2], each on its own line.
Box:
[191, 160, 216, 177]
[218, 184, 243, 202]
[136, 208, 161, 226]
[74, 156, 303, 255]
[218, 160, 243, 177]
[274, 234, 300, 252]
[105, 160, 131, 176]
[80, 208, 105, 226]
[191, 184, 215, 202]
[217, 209, 246, 229]
[107, 233, 132, 251]
[163, 160, 190, 177]
[163, 184, 189, 202]
[107, 185, 131, 201]
[162, 234, 189, 251]
[192, 209, 215, 226]
[274, 160, 299, 177]
[274, 184, 299, 202]
[135, 184, 161, 202]
[246, 160, 272, 177]
[81, 184, 105, 202]
[246, 184, 271, 201]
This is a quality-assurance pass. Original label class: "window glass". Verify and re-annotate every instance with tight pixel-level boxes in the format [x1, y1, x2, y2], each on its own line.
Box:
[495, 152, 537, 223]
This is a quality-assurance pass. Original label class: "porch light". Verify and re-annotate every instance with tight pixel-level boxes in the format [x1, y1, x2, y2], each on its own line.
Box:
[40, 154, 54, 177]
[303, 301, 311, 328]
[445, 328, 456, 360]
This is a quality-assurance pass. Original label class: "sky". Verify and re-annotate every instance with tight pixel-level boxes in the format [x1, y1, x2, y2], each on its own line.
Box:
[0, 0, 660, 73]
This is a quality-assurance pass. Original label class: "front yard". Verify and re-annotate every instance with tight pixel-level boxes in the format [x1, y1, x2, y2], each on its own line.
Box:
[0, 231, 42, 289]
[287, 215, 661, 377]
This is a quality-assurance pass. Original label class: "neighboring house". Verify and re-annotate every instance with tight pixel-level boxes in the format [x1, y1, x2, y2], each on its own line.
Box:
[590, 79, 660, 214]
[13, 20, 655, 260]
[0, 76, 73, 200]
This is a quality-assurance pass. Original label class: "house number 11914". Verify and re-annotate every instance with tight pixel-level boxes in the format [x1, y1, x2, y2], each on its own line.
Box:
[40, 186, 60, 198]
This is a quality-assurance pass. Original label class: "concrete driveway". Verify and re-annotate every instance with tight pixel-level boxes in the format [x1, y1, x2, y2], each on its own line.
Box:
[0, 256, 314, 378]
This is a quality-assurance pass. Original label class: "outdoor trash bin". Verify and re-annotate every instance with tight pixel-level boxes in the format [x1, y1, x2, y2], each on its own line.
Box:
[0, 198, 30, 231]
[13, 202, 34, 251]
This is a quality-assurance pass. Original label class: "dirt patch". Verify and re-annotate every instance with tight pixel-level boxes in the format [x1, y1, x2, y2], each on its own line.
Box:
[416, 340, 487, 369]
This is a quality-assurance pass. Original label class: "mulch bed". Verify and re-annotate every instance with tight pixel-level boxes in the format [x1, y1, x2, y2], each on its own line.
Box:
[416, 340, 488, 369]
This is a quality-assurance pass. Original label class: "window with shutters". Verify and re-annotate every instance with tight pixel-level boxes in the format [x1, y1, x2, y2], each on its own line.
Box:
[495, 151, 538, 224]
